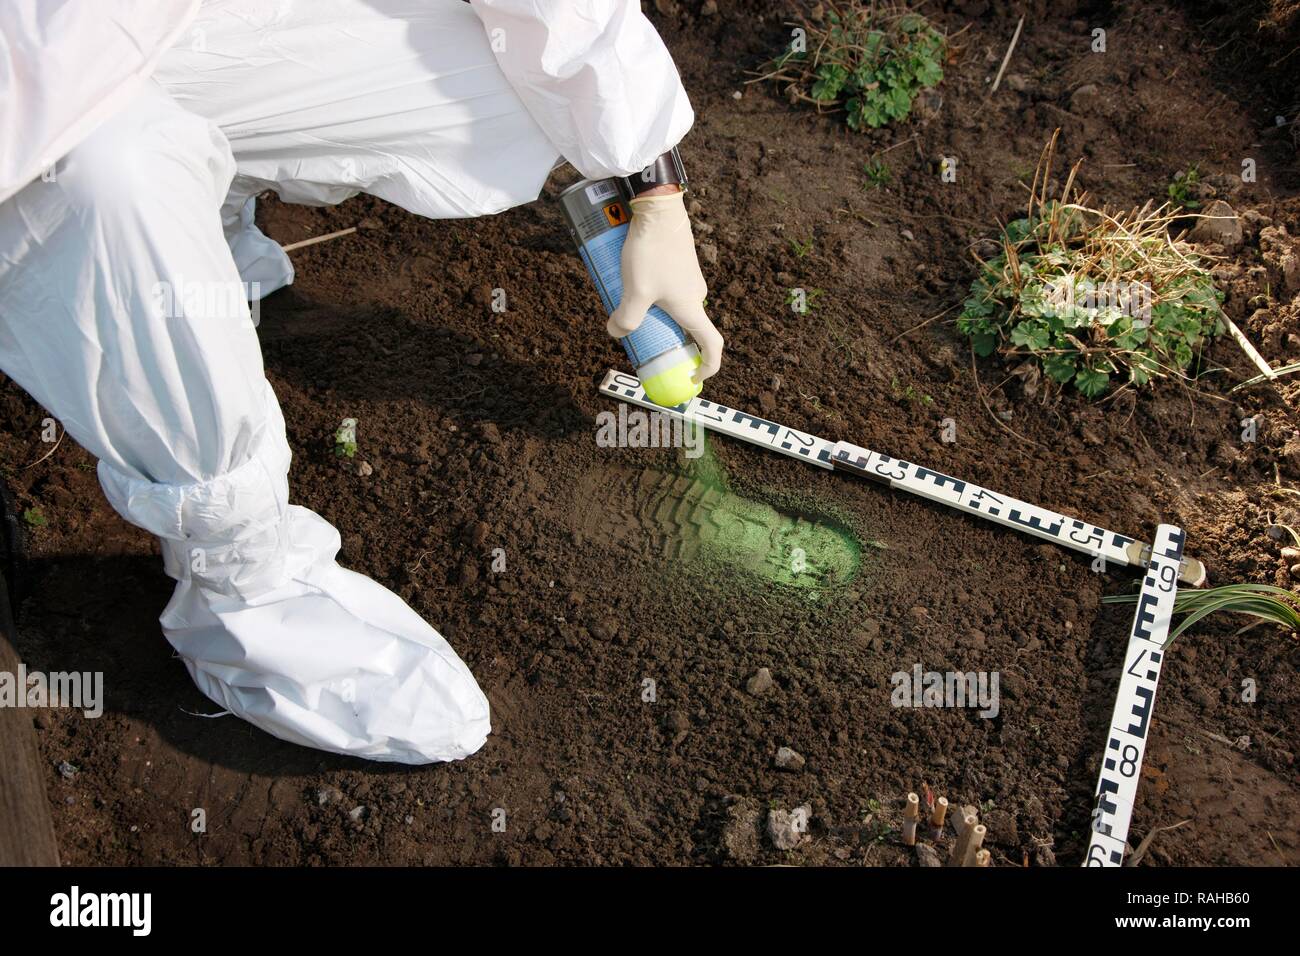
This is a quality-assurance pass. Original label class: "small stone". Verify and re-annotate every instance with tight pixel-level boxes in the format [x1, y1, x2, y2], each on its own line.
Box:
[701, 0, 718, 15]
[57, 760, 78, 780]
[767, 804, 811, 850]
[731, 90, 742, 100]
[348, 805, 369, 822]
[1070, 83, 1101, 114]
[316, 786, 344, 806]
[774, 746, 806, 772]
[915, 843, 943, 867]
[901, 228, 915, 241]
[745, 668, 774, 696]
[1281, 252, 1300, 293]
[1188, 200, 1243, 251]
[354, 459, 373, 477]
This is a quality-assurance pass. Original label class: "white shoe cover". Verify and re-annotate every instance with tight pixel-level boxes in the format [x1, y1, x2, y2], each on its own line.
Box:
[97, 391, 490, 764]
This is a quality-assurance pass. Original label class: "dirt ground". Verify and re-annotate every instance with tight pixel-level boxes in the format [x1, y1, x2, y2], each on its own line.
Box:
[2, 0, 1299, 866]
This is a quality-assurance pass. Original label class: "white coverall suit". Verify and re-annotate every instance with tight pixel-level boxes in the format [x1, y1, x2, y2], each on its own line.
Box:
[0, 0, 693, 763]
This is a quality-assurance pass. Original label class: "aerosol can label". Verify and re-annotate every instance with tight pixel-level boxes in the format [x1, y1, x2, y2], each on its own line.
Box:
[559, 178, 689, 369]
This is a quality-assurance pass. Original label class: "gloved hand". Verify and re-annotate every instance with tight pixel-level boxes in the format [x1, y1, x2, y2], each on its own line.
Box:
[607, 189, 723, 385]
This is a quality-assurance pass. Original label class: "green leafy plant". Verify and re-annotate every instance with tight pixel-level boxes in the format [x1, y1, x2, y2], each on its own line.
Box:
[891, 376, 933, 406]
[1103, 583, 1300, 641]
[863, 157, 892, 188]
[957, 134, 1224, 398]
[788, 236, 815, 258]
[22, 507, 46, 528]
[1167, 165, 1201, 210]
[334, 417, 358, 458]
[756, 2, 946, 131]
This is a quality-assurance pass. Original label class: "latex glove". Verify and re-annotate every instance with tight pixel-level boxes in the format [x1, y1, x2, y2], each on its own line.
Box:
[607, 189, 723, 385]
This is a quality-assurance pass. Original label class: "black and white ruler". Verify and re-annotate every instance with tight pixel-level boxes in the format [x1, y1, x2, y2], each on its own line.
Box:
[1084, 523, 1184, 866]
[598, 370, 1206, 586]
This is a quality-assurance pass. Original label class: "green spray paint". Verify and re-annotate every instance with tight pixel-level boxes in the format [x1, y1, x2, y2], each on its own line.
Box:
[678, 435, 861, 588]
[580, 432, 862, 590]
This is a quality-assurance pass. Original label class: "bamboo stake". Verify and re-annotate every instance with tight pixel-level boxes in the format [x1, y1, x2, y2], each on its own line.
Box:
[950, 812, 978, 865]
[928, 796, 949, 841]
[903, 792, 920, 846]
[963, 824, 988, 867]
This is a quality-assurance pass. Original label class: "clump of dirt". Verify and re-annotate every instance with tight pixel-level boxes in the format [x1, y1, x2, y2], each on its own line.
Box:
[1, 0, 1298, 866]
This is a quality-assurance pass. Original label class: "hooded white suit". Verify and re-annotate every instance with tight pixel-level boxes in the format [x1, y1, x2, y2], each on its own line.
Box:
[0, 0, 693, 763]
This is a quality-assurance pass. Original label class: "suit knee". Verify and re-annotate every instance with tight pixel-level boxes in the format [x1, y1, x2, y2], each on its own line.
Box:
[58, 84, 234, 216]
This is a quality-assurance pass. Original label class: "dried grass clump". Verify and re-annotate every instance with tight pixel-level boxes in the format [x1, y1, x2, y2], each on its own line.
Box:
[958, 132, 1224, 398]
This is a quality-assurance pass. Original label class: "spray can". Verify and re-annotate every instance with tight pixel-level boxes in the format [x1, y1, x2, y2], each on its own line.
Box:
[559, 178, 702, 408]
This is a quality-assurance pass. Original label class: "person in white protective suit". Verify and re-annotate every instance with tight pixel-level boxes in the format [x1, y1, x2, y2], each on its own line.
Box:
[0, 0, 723, 764]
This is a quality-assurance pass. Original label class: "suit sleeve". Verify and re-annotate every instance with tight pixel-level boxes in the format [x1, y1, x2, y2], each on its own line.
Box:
[467, 0, 693, 180]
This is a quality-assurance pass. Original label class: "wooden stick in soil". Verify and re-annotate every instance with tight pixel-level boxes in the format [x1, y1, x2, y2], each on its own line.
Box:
[989, 16, 1025, 97]
[280, 226, 358, 253]
[1223, 317, 1278, 382]
[903, 792, 920, 846]
[950, 812, 978, 865]
[928, 796, 949, 841]
[963, 823, 988, 867]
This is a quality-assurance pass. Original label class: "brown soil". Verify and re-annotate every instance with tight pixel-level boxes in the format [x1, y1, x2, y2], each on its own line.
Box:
[2, 0, 1299, 866]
